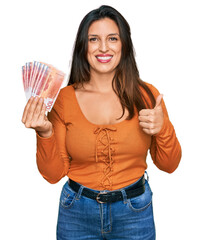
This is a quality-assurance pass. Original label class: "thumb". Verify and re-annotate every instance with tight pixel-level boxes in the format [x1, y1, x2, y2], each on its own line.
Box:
[154, 94, 163, 109]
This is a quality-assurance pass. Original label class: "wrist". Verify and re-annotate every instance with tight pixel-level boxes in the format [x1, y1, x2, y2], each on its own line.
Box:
[37, 127, 53, 138]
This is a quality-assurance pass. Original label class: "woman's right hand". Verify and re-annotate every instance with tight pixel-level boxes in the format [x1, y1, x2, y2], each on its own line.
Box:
[22, 96, 53, 138]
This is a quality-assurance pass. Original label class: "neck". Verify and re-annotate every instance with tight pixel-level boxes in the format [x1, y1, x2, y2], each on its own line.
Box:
[87, 71, 115, 93]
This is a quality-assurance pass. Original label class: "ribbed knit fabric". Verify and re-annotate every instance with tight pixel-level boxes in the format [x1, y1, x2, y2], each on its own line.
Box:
[36, 83, 181, 190]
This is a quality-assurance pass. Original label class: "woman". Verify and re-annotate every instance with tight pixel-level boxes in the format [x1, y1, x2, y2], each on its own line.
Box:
[22, 5, 181, 240]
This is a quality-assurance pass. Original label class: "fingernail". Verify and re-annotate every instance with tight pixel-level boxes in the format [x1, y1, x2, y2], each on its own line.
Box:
[29, 96, 34, 101]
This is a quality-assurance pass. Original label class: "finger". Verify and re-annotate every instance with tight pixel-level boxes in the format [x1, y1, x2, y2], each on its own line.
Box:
[138, 115, 153, 123]
[22, 96, 34, 123]
[40, 102, 47, 120]
[31, 98, 45, 124]
[139, 109, 153, 116]
[139, 121, 155, 130]
[37, 102, 47, 124]
[36, 103, 53, 136]
[139, 121, 150, 129]
[154, 94, 163, 109]
[142, 128, 155, 136]
[24, 97, 40, 127]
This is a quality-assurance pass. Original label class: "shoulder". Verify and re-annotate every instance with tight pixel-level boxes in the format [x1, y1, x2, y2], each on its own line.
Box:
[50, 84, 78, 121]
[143, 81, 160, 98]
[55, 84, 75, 104]
[52, 85, 75, 112]
[58, 84, 75, 97]
[143, 81, 169, 116]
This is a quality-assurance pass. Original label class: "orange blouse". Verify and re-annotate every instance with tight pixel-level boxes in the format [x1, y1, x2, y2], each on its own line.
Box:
[36, 83, 181, 190]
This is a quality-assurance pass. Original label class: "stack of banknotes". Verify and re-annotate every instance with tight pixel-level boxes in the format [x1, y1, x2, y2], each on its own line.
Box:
[22, 61, 65, 112]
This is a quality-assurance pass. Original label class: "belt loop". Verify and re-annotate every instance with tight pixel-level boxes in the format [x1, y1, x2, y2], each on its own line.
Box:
[121, 189, 127, 204]
[76, 185, 84, 200]
[145, 171, 149, 182]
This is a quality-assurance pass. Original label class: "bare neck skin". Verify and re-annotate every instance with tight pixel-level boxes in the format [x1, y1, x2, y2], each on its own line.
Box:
[83, 71, 115, 93]
[74, 71, 129, 125]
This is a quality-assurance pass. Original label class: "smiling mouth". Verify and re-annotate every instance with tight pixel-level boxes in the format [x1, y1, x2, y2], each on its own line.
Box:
[96, 55, 113, 63]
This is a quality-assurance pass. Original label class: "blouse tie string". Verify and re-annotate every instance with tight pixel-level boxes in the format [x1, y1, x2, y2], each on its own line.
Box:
[94, 126, 117, 190]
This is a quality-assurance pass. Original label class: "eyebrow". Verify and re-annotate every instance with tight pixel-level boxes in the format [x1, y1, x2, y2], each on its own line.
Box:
[88, 33, 120, 37]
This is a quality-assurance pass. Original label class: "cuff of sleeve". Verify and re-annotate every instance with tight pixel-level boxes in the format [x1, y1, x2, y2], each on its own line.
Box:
[36, 129, 55, 141]
[154, 114, 170, 137]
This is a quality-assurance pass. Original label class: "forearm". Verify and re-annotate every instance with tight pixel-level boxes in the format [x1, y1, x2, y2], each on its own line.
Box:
[150, 118, 182, 173]
[36, 131, 69, 183]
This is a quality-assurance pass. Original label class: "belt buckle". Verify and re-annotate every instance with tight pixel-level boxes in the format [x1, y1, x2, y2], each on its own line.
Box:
[96, 191, 107, 204]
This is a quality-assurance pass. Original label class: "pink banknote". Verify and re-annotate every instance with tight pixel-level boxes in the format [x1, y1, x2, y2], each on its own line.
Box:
[22, 61, 65, 111]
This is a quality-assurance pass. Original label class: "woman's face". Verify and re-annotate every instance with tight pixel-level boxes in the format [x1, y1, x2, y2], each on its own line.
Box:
[87, 18, 122, 77]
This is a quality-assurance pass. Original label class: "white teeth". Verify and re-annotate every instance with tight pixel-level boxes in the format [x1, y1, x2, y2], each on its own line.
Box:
[97, 56, 112, 60]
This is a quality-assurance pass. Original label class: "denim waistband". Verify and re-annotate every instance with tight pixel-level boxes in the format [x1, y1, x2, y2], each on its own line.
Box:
[68, 173, 147, 203]
[69, 174, 146, 193]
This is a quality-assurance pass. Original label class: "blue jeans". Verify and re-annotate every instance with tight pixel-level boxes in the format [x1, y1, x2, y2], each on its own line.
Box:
[57, 176, 156, 240]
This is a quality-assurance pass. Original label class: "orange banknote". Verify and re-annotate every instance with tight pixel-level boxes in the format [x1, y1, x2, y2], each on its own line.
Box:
[22, 61, 65, 111]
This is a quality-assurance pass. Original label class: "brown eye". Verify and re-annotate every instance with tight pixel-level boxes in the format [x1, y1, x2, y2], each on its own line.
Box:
[89, 37, 98, 42]
[109, 37, 118, 42]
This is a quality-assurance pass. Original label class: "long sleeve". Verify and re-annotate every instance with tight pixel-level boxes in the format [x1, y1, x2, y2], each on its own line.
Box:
[36, 91, 70, 183]
[149, 85, 182, 173]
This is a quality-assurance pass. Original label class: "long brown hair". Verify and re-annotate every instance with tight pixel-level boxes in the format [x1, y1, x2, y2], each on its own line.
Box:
[68, 5, 156, 119]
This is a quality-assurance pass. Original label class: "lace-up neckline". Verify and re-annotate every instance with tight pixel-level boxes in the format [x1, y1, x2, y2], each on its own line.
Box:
[72, 86, 128, 190]
[94, 126, 117, 190]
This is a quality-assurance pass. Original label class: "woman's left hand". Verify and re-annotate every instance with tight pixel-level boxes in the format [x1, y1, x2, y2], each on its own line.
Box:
[138, 94, 164, 135]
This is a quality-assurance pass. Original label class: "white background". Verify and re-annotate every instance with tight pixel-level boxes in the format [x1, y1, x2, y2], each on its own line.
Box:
[0, 0, 202, 239]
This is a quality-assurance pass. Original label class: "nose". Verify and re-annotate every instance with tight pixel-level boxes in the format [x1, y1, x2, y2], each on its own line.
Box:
[99, 40, 108, 52]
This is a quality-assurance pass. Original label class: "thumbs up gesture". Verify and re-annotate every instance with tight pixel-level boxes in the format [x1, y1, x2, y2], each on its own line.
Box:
[138, 94, 164, 135]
